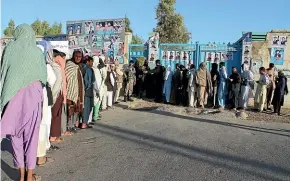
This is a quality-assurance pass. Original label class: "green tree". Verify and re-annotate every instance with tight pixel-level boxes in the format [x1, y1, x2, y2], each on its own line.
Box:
[132, 34, 144, 44]
[3, 19, 15, 37]
[155, 0, 190, 43]
[46, 22, 61, 35]
[125, 17, 133, 33]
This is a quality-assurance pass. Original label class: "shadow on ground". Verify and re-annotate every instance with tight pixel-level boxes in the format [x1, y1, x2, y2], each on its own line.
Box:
[115, 104, 290, 137]
[1, 138, 19, 181]
[93, 121, 290, 181]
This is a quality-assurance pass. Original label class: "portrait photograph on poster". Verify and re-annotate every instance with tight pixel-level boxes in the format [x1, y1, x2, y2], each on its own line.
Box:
[74, 23, 82, 35]
[270, 47, 284, 65]
[214, 52, 220, 63]
[221, 52, 228, 61]
[162, 51, 168, 60]
[280, 36, 288, 46]
[175, 51, 181, 61]
[182, 51, 188, 61]
[169, 51, 175, 61]
[205, 52, 213, 62]
[243, 45, 251, 56]
[68, 36, 78, 48]
[67, 24, 74, 36]
[78, 35, 89, 46]
[226, 52, 233, 61]
[272, 35, 280, 45]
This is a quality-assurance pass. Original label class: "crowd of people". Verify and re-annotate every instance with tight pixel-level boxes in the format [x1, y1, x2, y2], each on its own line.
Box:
[0, 24, 125, 181]
[132, 60, 288, 115]
[0, 24, 289, 181]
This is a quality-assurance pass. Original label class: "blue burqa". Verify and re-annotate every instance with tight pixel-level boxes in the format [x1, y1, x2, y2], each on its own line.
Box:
[163, 65, 173, 103]
[218, 66, 228, 107]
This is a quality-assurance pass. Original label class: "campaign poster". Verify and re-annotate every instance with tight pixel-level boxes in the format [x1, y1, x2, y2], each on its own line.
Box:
[279, 36, 288, 46]
[271, 35, 280, 46]
[242, 44, 252, 64]
[226, 52, 233, 61]
[270, 47, 284, 65]
[168, 51, 175, 71]
[205, 52, 214, 62]
[221, 52, 228, 61]
[243, 32, 252, 44]
[74, 23, 82, 35]
[67, 24, 75, 36]
[49, 41, 69, 59]
[213, 52, 221, 63]
[148, 32, 159, 63]
[68, 36, 78, 48]
[78, 35, 90, 47]
[175, 51, 181, 64]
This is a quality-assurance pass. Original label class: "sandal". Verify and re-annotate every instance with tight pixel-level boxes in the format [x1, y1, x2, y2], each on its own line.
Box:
[33, 174, 41, 181]
[62, 131, 72, 136]
[50, 137, 64, 143]
[37, 157, 54, 166]
[81, 124, 93, 129]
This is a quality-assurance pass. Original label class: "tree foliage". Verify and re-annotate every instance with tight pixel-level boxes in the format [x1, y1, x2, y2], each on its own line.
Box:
[31, 20, 62, 36]
[125, 17, 133, 33]
[3, 19, 62, 37]
[3, 20, 15, 37]
[132, 34, 143, 44]
[155, 0, 190, 43]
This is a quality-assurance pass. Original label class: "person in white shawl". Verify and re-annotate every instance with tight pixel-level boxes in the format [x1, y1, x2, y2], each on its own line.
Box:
[239, 63, 254, 109]
[92, 56, 103, 121]
[98, 56, 108, 110]
[187, 64, 197, 107]
[36, 44, 56, 166]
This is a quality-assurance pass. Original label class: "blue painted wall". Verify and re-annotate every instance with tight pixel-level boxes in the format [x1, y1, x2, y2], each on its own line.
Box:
[129, 42, 242, 74]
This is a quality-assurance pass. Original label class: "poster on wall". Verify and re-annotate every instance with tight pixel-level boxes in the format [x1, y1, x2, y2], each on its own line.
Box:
[270, 47, 284, 65]
[280, 36, 288, 46]
[270, 35, 288, 47]
[162, 51, 168, 60]
[169, 51, 175, 61]
[221, 52, 227, 61]
[243, 32, 252, 44]
[226, 52, 233, 61]
[213, 52, 221, 63]
[205, 52, 213, 62]
[49, 41, 69, 59]
[176, 51, 181, 64]
[67, 18, 125, 61]
[242, 44, 252, 64]
[148, 32, 159, 62]
[68, 36, 78, 48]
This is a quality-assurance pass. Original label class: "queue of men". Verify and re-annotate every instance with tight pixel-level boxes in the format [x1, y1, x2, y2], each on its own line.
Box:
[0, 24, 131, 181]
[0, 24, 289, 181]
[130, 59, 288, 116]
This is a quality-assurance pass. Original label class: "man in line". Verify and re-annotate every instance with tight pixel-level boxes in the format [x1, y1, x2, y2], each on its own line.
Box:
[124, 60, 136, 102]
[82, 56, 95, 128]
[266, 63, 276, 110]
[229, 67, 241, 110]
[254, 67, 270, 112]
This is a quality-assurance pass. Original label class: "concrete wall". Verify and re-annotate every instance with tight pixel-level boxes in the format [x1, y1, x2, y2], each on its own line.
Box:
[124, 32, 132, 64]
[251, 30, 290, 107]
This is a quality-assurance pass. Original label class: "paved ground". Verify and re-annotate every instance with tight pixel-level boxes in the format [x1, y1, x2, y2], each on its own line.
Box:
[1, 104, 290, 181]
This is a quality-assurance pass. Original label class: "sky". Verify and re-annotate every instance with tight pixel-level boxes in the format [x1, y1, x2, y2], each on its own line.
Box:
[1, 0, 290, 43]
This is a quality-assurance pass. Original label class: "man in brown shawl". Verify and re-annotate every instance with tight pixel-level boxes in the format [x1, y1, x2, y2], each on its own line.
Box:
[195, 62, 212, 108]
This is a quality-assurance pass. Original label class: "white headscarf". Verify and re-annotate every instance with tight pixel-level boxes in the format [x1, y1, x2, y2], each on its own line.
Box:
[164, 65, 171, 80]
